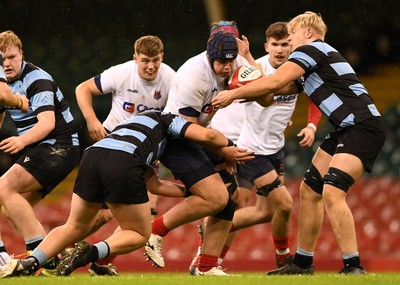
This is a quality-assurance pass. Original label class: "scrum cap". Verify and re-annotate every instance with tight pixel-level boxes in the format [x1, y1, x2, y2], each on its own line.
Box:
[207, 31, 238, 64]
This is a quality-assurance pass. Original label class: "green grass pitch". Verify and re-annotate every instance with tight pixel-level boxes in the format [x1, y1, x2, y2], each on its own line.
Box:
[1, 272, 400, 285]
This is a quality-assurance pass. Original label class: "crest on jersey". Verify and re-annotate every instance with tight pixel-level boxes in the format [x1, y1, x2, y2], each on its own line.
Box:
[154, 91, 161, 100]
[123, 102, 135, 113]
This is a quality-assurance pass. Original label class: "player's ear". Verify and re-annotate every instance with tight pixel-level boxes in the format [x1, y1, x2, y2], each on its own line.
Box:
[264, 42, 269, 53]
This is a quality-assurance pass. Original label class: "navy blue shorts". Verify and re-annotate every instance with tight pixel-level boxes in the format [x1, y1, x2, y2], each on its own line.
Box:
[16, 144, 80, 196]
[160, 137, 216, 190]
[237, 148, 285, 182]
[319, 117, 386, 173]
[74, 147, 149, 204]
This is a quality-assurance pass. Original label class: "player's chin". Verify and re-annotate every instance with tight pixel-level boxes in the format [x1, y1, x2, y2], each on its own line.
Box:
[220, 71, 231, 78]
[144, 73, 157, 81]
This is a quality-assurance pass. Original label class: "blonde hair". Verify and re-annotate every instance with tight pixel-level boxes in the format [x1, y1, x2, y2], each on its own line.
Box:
[134, 35, 164, 57]
[287, 11, 327, 40]
[0, 30, 23, 53]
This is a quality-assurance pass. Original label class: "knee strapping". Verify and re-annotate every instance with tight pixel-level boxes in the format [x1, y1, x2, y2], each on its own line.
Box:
[304, 164, 324, 194]
[323, 167, 355, 193]
[256, 177, 282, 197]
[213, 169, 238, 221]
[213, 197, 237, 221]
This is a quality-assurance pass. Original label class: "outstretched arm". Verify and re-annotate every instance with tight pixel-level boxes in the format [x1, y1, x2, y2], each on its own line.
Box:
[183, 123, 255, 164]
[212, 61, 304, 108]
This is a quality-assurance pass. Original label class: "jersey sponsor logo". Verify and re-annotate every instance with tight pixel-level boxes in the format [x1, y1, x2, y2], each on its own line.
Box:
[274, 94, 297, 104]
[154, 90, 161, 100]
[123, 102, 136, 113]
[127, 88, 139, 93]
[137, 104, 163, 112]
[123, 102, 164, 113]
[201, 103, 214, 114]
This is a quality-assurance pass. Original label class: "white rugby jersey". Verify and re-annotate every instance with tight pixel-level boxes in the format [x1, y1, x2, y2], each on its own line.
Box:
[164, 52, 249, 127]
[236, 54, 298, 155]
[99, 60, 176, 131]
[210, 100, 246, 143]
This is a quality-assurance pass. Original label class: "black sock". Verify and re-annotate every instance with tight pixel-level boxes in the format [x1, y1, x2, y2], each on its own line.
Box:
[89, 245, 100, 263]
[293, 252, 313, 268]
[343, 256, 361, 268]
[26, 240, 42, 251]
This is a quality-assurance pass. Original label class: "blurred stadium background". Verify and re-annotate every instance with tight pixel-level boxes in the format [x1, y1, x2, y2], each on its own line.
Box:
[0, 0, 399, 273]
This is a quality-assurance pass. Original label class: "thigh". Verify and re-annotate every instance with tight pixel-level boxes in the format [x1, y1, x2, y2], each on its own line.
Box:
[109, 202, 152, 236]
[0, 163, 43, 194]
[15, 144, 80, 193]
[66, 193, 101, 230]
[311, 147, 333, 177]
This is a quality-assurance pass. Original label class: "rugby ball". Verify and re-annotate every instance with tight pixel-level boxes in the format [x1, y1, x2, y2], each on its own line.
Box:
[228, 65, 262, 90]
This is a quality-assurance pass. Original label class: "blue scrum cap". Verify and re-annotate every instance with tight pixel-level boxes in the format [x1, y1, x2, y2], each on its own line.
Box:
[206, 30, 238, 64]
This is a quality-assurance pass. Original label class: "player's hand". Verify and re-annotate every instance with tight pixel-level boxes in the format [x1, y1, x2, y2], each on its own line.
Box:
[87, 120, 107, 142]
[212, 90, 234, 109]
[225, 161, 237, 175]
[0, 136, 26, 154]
[297, 125, 316, 147]
[217, 146, 255, 164]
[237, 35, 250, 58]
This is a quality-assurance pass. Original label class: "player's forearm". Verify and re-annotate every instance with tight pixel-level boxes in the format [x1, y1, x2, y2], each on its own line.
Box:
[19, 121, 54, 146]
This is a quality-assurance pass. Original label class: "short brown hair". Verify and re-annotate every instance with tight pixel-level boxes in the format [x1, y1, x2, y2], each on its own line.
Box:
[134, 35, 164, 57]
[265, 22, 288, 42]
[0, 30, 23, 53]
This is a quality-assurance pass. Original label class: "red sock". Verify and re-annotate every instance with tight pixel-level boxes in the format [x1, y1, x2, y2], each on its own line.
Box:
[197, 236, 203, 247]
[219, 245, 230, 259]
[198, 254, 218, 272]
[152, 216, 169, 237]
[229, 223, 237, 233]
[273, 236, 289, 251]
[96, 256, 116, 265]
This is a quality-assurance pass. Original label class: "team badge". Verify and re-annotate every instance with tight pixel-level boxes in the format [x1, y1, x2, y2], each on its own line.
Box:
[154, 91, 161, 100]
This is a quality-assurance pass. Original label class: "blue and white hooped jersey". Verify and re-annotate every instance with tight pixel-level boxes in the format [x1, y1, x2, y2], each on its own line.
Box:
[91, 110, 191, 166]
[2, 61, 79, 147]
[289, 40, 380, 129]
